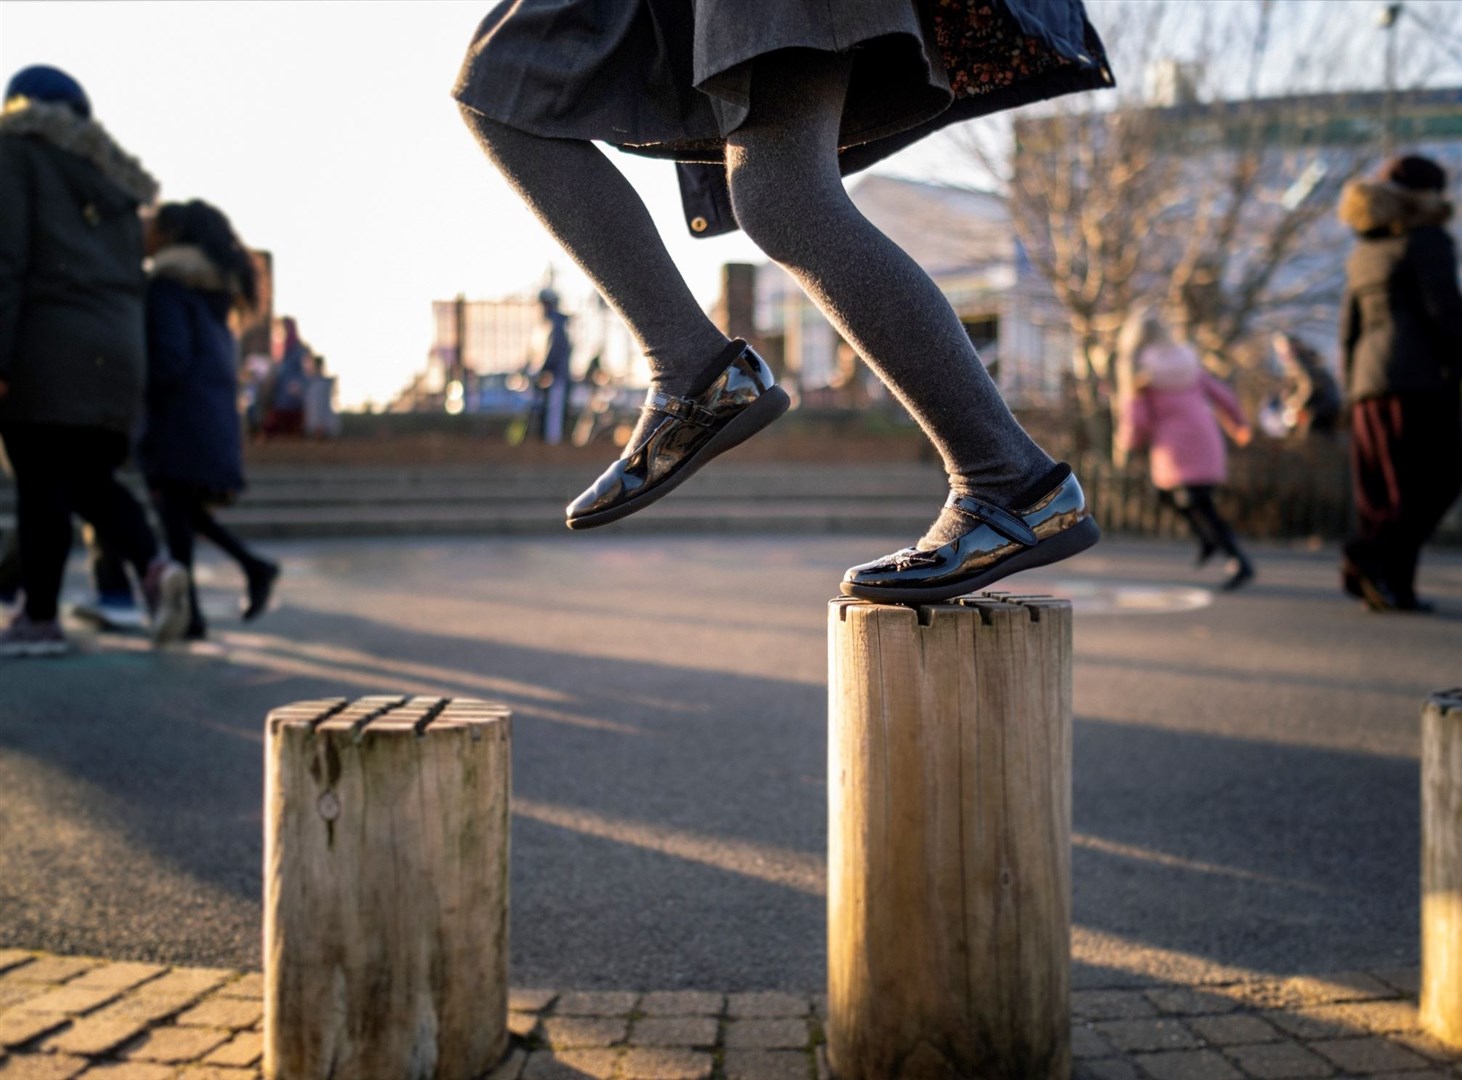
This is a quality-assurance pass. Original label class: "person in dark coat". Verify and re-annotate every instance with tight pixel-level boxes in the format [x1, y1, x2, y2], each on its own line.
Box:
[262, 316, 308, 438]
[1337, 154, 1462, 612]
[140, 200, 280, 639]
[456, 1, 1112, 602]
[1272, 332, 1341, 438]
[532, 288, 573, 445]
[0, 65, 190, 656]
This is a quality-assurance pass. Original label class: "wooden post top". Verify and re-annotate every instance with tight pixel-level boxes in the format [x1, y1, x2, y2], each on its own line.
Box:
[1429, 690, 1462, 716]
[831, 592, 1071, 626]
[267, 695, 510, 739]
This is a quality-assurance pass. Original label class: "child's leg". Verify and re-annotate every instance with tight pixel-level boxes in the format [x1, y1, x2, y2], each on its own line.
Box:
[1160, 487, 1221, 558]
[1184, 486, 1243, 560]
[724, 49, 1058, 529]
[193, 503, 264, 573]
[459, 108, 730, 395]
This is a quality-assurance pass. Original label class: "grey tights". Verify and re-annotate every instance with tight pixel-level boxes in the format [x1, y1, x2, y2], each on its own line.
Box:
[460, 49, 1055, 516]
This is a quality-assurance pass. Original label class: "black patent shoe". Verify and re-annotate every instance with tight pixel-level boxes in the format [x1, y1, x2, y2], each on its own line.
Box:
[840, 466, 1100, 604]
[566, 340, 790, 530]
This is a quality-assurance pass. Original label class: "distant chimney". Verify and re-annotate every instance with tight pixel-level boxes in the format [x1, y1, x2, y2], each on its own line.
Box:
[712, 262, 758, 343]
[1145, 60, 1204, 106]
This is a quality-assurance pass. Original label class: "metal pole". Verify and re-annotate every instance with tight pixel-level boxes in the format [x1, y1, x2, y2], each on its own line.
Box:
[1380, 2, 1404, 157]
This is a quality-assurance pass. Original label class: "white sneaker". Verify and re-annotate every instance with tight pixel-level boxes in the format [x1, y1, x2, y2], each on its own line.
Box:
[142, 558, 191, 645]
[71, 596, 148, 633]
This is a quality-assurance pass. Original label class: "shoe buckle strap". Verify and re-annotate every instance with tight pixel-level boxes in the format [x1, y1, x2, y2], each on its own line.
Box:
[946, 493, 1038, 547]
[649, 391, 717, 427]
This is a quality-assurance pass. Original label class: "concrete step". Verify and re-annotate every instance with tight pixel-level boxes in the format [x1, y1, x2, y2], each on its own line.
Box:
[0, 463, 949, 539]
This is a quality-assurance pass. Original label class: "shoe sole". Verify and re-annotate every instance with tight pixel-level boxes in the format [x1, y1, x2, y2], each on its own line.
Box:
[151, 565, 192, 645]
[0, 641, 72, 659]
[840, 516, 1102, 605]
[566, 386, 792, 530]
[70, 603, 148, 632]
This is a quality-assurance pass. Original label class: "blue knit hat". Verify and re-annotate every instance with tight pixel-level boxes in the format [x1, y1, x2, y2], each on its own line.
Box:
[4, 65, 91, 120]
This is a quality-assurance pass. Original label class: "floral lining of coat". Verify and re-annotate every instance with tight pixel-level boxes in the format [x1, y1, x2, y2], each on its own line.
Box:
[931, 0, 1077, 98]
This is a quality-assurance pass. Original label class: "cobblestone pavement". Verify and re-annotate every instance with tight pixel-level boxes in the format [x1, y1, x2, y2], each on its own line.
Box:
[1, 951, 1459, 1079]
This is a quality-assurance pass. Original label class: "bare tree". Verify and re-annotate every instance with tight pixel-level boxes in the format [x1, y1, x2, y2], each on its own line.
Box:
[956, 0, 1459, 454]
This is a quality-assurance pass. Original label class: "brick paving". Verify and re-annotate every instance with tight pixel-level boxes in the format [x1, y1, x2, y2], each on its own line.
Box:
[3, 951, 1462, 1078]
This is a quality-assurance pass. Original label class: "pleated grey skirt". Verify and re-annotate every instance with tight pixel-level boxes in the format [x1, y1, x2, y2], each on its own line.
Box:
[452, 0, 1112, 166]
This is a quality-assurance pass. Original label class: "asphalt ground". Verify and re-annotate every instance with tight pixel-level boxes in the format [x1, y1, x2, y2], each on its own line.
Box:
[1, 533, 1459, 995]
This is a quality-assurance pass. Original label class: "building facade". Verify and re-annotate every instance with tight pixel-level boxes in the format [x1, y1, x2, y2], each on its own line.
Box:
[749, 175, 1074, 408]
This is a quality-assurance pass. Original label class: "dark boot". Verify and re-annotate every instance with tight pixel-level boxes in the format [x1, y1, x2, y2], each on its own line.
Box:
[243, 559, 280, 621]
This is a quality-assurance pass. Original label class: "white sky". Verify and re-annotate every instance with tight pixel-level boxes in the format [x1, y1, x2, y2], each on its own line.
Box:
[0, 1, 784, 408]
[3, 1, 1457, 407]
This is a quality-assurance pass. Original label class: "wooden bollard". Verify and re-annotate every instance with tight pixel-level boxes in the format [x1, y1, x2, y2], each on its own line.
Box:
[264, 695, 511, 1080]
[828, 596, 1072, 1080]
[1422, 688, 1462, 1048]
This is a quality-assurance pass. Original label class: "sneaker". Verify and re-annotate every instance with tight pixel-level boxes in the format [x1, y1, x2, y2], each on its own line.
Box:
[142, 558, 192, 645]
[71, 595, 148, 633]
[0, 613, 71, 658]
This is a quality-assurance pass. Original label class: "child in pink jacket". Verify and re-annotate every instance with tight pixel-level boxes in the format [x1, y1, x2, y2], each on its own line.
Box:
[1117, 316, 1255, 590]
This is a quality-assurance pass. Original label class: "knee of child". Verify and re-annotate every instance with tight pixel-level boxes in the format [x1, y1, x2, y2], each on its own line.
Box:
[728, 168, 813, 264]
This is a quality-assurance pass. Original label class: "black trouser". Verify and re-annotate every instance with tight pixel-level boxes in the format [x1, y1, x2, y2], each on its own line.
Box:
[88, 532, 135, 602]
[1346, 393, 1462, 601]
[1159, 485, 1245, 562]
[0, 423, 159, 622]
[0, 528, 20, 600]
[151, 481, 263, 631]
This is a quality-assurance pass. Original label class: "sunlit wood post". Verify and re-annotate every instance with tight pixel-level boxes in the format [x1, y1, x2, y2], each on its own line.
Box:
[827, 596, 1073, 1080]
[1422, 688, 1462, 1049]
[264, 696, 511, 1080]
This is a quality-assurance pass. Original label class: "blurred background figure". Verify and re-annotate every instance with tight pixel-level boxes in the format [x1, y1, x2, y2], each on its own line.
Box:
[1272, 332, 1342, 439]
[1337, 154, 1462, 613]
[570, 353, 614, 447]
[533, 288, 572, 445]
[0, 440, 18, 609]
[240, 350, 274, 438]
[261, 315, 309, 437]
[1116, 309, 1256, 591]
[302, 353, 340, 438]
[0, 64, 190, 657]
[139, 199, 280, 640]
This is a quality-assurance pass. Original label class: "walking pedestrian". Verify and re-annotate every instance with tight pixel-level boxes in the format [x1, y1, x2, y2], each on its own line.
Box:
[140, 200, 280, 639]
[533, 288, 572, 445]
[1116, 310, 1256, 591]
[262, 316, 308, 438]
[1272, 332, 1341, 438]
[0, 65, 190, 657]
[455, 1, 1113, 602]
[1338, 154, 1462, 612]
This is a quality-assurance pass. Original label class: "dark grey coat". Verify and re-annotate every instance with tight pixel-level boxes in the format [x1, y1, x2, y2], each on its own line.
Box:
[0, 103, 158, 434]
[455, 0, 1113, 236]
[1339, 180, 1462, 403]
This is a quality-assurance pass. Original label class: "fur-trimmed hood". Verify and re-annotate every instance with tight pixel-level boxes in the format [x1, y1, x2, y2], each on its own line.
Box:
[149, 244, 235, 296]
[1339, 179, 1452, 236]
[0, 100, 158, 204]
